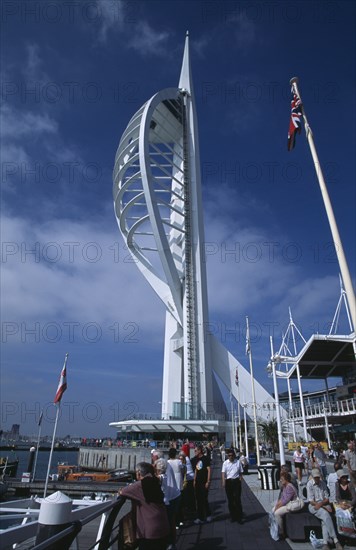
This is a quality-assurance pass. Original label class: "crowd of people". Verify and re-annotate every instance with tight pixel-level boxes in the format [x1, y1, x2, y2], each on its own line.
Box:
[116, 437, 356, 550]
[270, 439, 356, 550]
[119, 441, 208, 550]
[118, 439, 248, 550]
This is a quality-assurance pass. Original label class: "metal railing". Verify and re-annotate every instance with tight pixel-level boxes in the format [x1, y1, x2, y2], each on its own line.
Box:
[0, 496, 128, 550]
[288, 397, 356, 422]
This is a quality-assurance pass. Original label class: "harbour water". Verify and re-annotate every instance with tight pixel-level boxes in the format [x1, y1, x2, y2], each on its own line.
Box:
[3, 449, 79, 480]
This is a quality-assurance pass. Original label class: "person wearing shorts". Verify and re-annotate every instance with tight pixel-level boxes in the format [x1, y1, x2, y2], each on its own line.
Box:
[293, 445, 305, 484]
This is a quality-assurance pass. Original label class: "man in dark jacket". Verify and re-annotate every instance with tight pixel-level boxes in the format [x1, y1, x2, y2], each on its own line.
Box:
[191, 444, 212, 523]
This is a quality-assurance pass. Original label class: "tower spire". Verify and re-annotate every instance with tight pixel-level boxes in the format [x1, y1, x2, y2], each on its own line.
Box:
[179, 31, 193, 94]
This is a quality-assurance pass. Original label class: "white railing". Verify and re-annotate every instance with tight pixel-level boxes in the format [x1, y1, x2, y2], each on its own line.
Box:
[0, 496, 128, 550]
[288, 397, 356, 422]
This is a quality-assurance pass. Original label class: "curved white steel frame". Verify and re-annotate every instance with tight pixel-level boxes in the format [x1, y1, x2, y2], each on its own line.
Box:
[113, 34, 276, 424]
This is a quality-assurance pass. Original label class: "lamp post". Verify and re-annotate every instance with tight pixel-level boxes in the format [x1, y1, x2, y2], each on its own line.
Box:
[246, 316, 260, 465]
[268, 337, 285, 465]
[242, 402, 249, 459]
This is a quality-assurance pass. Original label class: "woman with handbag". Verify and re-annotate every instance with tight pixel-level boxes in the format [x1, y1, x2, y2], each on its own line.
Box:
[273, 472, 302, 538]
[120, 462, 170, 550]
[335, 469, 356, 510]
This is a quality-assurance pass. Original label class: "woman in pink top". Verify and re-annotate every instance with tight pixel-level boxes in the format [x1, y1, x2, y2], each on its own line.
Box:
[120, 462, 170, 550]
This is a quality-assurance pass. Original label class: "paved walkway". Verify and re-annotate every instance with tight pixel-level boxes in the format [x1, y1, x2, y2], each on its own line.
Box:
[175, 457, 355, 550]
[176, 460, 294, 550]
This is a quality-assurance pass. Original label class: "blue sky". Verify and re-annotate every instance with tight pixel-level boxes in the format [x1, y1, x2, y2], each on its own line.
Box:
[1, 0, 355, 438]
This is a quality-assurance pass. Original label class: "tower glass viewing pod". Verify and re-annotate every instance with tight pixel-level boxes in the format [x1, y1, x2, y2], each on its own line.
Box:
[111, 34, 277, 437]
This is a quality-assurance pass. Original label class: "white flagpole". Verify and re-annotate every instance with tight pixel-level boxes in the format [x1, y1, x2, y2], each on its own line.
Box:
[290, 77, 356, 332]
[230, 392, 236, 449]
[243, 396, 249, 459]
[234, 407, 239, 451]
[269, 337, 285, 464]
[44, 353, 68, 497]
[246, 316, 260, 466]
[32, 410, 43, 482]
[237, 381, 243, 450]
[44, 404, 60, 497]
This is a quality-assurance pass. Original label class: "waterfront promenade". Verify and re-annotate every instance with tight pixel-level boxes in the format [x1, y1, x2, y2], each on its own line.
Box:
[176, 460, 314, 550]
[4, 451, 354, 549]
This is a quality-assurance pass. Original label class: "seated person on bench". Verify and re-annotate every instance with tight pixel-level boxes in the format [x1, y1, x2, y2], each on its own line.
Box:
[307, 468, 342, 550]
[335, 469, 356, 512]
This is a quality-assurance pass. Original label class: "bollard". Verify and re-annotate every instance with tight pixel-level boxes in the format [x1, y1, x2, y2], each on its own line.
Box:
[27, 446, 36, 474]
[36, 491, 72, 548]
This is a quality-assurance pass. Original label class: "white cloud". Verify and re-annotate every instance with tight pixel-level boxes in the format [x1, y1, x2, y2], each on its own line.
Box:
[22, 43, 45, 81]
[1, 213, 165, 344]
[96, 0, 126, 43]
[272, 275, 341, 332]
[2, 196, 343, 357]
[1, 104, 58, 139]
[227, 12, 256, 48]
[1, 143, 30, 166]
[127, 21, 170, 56]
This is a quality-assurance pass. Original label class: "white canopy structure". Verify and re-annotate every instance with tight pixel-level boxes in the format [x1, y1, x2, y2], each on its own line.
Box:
[111, 34, 276, 435]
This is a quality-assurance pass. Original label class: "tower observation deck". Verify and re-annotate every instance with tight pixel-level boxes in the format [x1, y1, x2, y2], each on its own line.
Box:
[111, 34, 275, 435]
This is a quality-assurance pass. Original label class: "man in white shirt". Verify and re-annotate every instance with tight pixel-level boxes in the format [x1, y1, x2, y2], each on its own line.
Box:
[307, 468, 342, 550]
[168, 447, 186, 491]
[327, 462, 343, 503]
[221, 448, 244, 524]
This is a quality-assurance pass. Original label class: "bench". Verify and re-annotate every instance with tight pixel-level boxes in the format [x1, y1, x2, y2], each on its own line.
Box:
[284, 503, 322, 542]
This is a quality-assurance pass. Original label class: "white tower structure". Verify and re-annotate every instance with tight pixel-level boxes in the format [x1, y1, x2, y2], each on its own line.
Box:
[112, 34, 275, 432]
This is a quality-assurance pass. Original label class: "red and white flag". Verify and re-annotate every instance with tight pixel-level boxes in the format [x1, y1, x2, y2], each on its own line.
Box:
[288, 92, 302, 151]
[54, 355, 68, 404]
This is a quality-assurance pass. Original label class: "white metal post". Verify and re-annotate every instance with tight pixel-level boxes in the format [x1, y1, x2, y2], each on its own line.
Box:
[270, 338, 285, 465]
[296, 363, 308, 441]
[230, 393, 236, 449]
[246, 316, 260, 465]
[323, 406, 331, 449]
[287, 378, 296, 441]
[237, 383, 243, 451]
[44, 405, 60, 498]
[290, 77, 356, 332]
[32, 411, 43, 482]
[243, 402, 249, 459]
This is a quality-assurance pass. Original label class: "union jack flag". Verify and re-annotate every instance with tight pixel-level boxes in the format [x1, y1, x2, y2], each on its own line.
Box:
[288, 92, 302, 151]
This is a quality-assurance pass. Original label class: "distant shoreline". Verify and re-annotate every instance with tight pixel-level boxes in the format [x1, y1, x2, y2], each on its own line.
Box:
[0, 445, 79, 452]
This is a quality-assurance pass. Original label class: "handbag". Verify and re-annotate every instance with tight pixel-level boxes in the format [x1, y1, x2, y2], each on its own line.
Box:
[119, 510, 138, 549]
[268, 512, 279, 541]
[335, 507, 356, 538]
[309, 530, 325, 548]
[286, 496, 305, 512]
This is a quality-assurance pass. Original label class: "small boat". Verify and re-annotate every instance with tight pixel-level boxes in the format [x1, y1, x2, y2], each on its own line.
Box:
[64, 471, 114, 482]
[55, 463, 132, 483]
[0, 456, 19, 478]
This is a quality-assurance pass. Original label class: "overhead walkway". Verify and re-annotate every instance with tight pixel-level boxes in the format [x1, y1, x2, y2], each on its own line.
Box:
[289, 397, 356, 423]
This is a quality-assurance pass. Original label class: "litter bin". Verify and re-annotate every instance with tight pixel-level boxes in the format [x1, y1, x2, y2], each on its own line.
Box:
[249, 453, 257, 465]
[258, 464, 279, 490]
